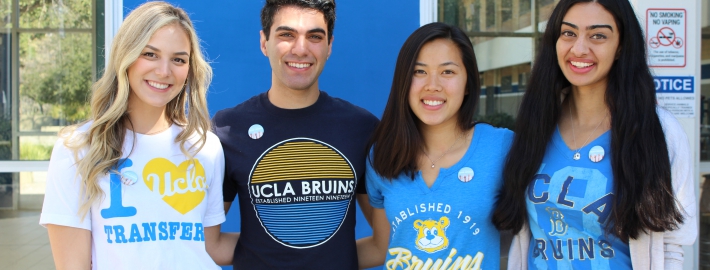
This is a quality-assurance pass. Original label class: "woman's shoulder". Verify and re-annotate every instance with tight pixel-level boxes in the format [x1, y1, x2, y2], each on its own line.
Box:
[656, 106, 680, 126]
[174, 126, 224, 158]
[55, 121, 93, 146]
[199, 129, 225, 155]
[656, 106, 687, 140]
[48, 121, 93, 161]
[656, 106, 690, 160]
[204, 130, 222, 147]
[475, 122, 514, 142]
[59, 121, 92, 136]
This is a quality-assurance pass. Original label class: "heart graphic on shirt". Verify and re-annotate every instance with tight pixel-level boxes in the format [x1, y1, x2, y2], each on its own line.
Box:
[143, 158, 207, 214]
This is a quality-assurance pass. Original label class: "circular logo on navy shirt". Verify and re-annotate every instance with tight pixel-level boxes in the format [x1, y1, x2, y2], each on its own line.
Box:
[248, 138, 356, 248]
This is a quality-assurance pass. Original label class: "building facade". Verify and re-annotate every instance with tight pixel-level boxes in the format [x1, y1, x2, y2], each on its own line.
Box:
[0, 0, 706, 269]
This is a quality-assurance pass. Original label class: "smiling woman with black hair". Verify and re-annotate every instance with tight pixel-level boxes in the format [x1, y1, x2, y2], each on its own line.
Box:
[356, 22, 513, 269]
[492, 0, 697, 269]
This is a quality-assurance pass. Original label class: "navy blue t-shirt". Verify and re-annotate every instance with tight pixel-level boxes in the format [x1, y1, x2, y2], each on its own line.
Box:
[213, 91, 378, 269]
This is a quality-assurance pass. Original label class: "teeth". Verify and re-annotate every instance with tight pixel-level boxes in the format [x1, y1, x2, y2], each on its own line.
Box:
[288, 62, 311, 69]
[423, 100, 444, 106]
[571, 61, 593, 68]
[148, 81, 169, 89]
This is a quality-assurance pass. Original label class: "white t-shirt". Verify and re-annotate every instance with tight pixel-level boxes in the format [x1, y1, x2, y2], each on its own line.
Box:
[40, 123, 225, 270]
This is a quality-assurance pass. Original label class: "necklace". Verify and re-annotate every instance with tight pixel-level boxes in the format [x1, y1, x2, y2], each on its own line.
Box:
[423, 134, 462, 168]
[569, 103, 607, 160]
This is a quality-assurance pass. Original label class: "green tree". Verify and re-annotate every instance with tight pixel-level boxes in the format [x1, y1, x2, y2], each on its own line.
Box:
[18, 0, 93, 123]
[19, 0, 91, 29]
[20, 32, 92, 122]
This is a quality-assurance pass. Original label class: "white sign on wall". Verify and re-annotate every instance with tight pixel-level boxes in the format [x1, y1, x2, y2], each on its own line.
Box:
[634, 1, 699, 269]
[655, 76, 695, 117]
[646, 9, 686, 67]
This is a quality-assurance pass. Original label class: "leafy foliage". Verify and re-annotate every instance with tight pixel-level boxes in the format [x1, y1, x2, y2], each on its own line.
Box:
[19, 0, 91, 29]
[20, 32, 92, 122]
[20, 141, 52, 160]
[17, 0, 93, 124]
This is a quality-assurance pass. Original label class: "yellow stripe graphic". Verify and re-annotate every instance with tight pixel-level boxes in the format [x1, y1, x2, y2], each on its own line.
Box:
[251, 141, 354, 183]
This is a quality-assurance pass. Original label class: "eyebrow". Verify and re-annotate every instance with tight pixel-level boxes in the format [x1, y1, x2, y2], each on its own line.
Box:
[561, 21, 614, 32]
[415, 61, 460, 67]
[274, 26, 327, 36]
[145, 45, 189, 56]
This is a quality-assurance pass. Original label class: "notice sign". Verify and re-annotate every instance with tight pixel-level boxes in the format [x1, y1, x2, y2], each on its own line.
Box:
[646, 9, 686, 67]
[655, 76, 694, 117]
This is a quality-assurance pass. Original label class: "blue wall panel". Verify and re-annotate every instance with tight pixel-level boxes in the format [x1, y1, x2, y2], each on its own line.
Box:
[122, 1, 419, 268]
[123, 0, 418, 116]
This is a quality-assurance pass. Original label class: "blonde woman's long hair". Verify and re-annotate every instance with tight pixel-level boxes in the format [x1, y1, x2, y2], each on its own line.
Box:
[62, 1, 213, 219]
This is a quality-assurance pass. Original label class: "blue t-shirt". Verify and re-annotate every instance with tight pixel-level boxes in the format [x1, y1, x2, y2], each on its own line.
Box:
[526, 127, 631, 269]
[367, 124, 513, 270]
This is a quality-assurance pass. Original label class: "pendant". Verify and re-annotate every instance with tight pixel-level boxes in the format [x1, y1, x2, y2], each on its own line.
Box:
[431, 164, 435, 168]
[573, 152, 581, 160]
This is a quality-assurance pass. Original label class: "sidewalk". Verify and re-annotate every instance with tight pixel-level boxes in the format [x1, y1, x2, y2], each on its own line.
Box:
[0, 211, 54, 270]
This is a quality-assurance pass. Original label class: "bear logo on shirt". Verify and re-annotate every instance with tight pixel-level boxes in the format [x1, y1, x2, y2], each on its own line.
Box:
[413, 216, 450, 253]
[546, 207, 568, 236]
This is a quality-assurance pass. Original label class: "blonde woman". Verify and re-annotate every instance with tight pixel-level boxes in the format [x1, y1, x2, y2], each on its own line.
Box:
[39, 2, 236, 269]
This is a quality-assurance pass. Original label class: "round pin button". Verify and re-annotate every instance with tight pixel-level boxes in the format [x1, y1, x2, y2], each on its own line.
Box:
[589, 145, 605, 163]
[248, 124, 264, 139]
[458, 167, 474, 182]
[121, 171, 139, 185]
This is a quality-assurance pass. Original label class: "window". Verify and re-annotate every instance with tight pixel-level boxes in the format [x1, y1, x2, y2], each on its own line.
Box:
[500, 75, 512, 93]
[518, 71, 529, 92]
[439, 0, 552, 123]
[10, 0, 98, 160]
[0, 0, 102, 209]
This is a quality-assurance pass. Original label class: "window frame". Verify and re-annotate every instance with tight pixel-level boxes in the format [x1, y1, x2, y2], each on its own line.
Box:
[0, 0, 107, 209]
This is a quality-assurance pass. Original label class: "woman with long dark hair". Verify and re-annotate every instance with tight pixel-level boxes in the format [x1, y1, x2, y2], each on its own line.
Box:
[492, 0, 696, 269]
[356, 22, 513, 269]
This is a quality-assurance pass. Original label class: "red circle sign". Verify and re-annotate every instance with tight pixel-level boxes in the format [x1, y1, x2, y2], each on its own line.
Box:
[656, 27, 676, 46]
